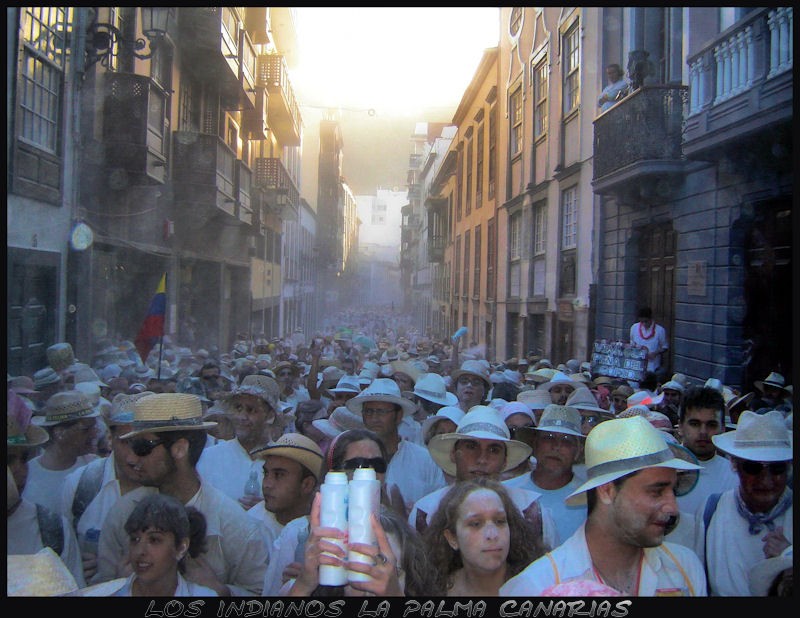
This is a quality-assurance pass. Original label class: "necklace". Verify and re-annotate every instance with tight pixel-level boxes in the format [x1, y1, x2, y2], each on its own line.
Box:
[638, 321, 655, 341]
[592, 553, 643, 595]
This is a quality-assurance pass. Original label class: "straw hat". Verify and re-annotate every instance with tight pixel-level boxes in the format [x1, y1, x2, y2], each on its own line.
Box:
[539, 371, 585, 394]
[318, 365, 345, 390]
[324, 375, 362, 397]
[108, 391, 155, 426]
[120, 393, 217, 439]
[73, 382, 112, 419]
[7, 547, 79, 596]
[569, 372, 593, 386]
[703, 378, 723, 394]
[357, 368, 376, 387]
[33, 367, 61, 389]
[132, 364, 155, 381]
[413, 373, 458, 407]
[754, 371, 789, 394]
[534, 404, 585, 438]
[223, 374, 280, 413]
[611, 384, 634, 400]
[32, 391, 101, 427]
[592, 375, 615, 388]
[450, 360, 491, 390]
[712, 410, 792, 462]
[421, 405, 465, 444]
[346, 378, 417, 417]
[46, 343, 76, 373]
[7, 389, 49, 447]
[626, 390, 664, 408]
[427, 405, 532, 476]
[312, 406, 365, 438]
[567, 415, 701, 498]
[273, 360, 300, 376]
[389, 360, 422, 385]
[749, 546, 793, 596]
[660, 380, 685, 394]
[617, 404, 651, 418]
[250, 433, 324, 482]
[8, 375, 38, 395]
[565, 388, 608, 415]
[72, 366, 108, 388]
[516, 388, 553, 412]
[524, 367, 556, 385]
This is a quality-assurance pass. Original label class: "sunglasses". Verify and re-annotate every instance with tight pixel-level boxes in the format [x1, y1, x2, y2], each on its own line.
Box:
[508, 424, 535, 438]
[342, 457, 387, 474]
[128, 437, 166, 457]
[739, 460, 789, 476]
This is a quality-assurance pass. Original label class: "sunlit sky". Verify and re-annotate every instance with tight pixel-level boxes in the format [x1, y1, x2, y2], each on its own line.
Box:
[292, 7, 500, 117]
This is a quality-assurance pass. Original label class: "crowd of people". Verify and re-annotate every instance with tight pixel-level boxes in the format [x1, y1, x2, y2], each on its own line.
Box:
[7, 307, 794, 598]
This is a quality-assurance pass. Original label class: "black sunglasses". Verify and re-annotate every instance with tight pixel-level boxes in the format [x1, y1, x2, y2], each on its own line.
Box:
[508, 424, 535, 438]
[740, 460, 788, 476]
[129, 437, 166, 457]
[342, 457, 387, 474]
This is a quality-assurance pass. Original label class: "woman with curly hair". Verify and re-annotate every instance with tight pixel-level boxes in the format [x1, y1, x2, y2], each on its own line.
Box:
[422, 478, 544, 596]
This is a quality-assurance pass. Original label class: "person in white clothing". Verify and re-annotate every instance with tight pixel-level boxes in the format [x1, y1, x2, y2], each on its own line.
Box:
[197, 374, 288, 509]
[23, 391, 100, 513]
[629, 306, 669, 382]
[411, 406, 558, 551]
[346, 378, 446, 517]
[695, 410, 793, 596]
[597, 63, 629, 112]
[676, 386, 739, 516]
[500, 416, 705, 597]
[247, 433, 323, 549]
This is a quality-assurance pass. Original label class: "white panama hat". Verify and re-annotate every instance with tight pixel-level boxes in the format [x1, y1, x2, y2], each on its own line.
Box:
[711, 410, 792, 462]
[413, 372, 458, 407]
[346, 378, 417, 417]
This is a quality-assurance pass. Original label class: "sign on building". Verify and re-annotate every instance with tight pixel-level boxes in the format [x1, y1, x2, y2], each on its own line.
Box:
[591, 340, 648, 383]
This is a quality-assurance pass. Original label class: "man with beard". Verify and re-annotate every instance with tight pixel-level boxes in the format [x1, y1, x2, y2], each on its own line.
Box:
[501, 416, 705, 596]
[92, 393, 269, 595]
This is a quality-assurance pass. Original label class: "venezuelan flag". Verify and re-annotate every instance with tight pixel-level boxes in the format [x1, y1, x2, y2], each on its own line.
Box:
[134, 273, 167, 364]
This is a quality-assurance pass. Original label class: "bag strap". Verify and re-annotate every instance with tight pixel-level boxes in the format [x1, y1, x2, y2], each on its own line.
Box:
[36, 503, 65, 556]
[702, 492, 722, 594]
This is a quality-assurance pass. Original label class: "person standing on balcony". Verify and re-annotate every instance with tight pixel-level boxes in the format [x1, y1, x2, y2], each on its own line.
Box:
[598, 63, 629, 112]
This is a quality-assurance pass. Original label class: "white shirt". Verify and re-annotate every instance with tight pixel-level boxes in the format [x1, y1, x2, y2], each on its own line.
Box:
[630, 321, 668, 373]
[598, 78, 629, 111]
[501, 523, 707, 597]
[408, 482, 560, 551]
[503, 472, 587, 544]
[385, 439, 447, 511]
[398, 415, 423, 444]
[261, 515, 309, 596]
[694, 489, 793, 596]
[8, 498, 86, 588]
[23, 453, 98, 514]
[89, 572, 218, 596]
[197, 437, 263, 504]
[246, 500, 284, 549]
[677, 452, 739, 517]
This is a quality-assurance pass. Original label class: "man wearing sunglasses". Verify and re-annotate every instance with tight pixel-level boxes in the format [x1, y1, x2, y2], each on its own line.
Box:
[697, 410, 793, 596]
[675, 386, 739, 517]
[91, 393, 269, 596]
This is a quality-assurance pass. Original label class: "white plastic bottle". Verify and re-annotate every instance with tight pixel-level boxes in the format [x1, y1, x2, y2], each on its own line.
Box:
[318, 470, 349, 586]
[347, 467, 381, 583]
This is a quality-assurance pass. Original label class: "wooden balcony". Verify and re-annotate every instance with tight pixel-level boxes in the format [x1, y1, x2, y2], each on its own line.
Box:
[592, 85, 688, 198]
[103, 73, 168, 184]
[257, 54, 302, 146]
[683, 7, 793, 161]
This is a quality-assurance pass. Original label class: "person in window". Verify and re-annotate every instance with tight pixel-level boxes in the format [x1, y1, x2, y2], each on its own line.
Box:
[598, 63, 629, 112]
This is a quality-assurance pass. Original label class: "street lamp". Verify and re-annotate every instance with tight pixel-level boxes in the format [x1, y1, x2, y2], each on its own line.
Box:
[85, 7, 172, 70]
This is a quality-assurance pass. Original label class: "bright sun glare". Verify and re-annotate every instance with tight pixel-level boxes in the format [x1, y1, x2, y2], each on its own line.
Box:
[293, 7, 500, 116]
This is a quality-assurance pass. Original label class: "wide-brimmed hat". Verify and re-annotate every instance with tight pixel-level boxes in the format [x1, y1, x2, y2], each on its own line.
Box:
[357, 368, 376, 387]
[726, 391, 755, 416]
[525, 367, 556, 385]
[120, 393, 217, 439]
[73, 382, 112, 418]
[222, 374, 280, 413]
[346, 378, 417, 417]
[33, 367, 61, 389]
[451, 360, 491, 390]
[8, 375, 38, 395]
[7, 547, 79, 596]
[660, 380, 685, 394]
[389, 360, 422, 385]
[626, 390, 664, 408]
[516, 388, 553, 412]
[428, 405, 532, 476]
[500, 401, 536, 425]
[7, 389, 49, 447]
[32, 391, 101, 427]
[703, 378, 724, 394]
[250, 433, 324, 482]
[534, 404, 585, 438]
[711, 410, 792, 462]
[272, 360, 300, 376]
[132, 364, 156, 381]
[754, 372, 789, 394]
[610, 384, 634, 400]
[46, 343, 77, 373]
[569, 372, 593, 386]
[72, 366, 108, 388]
[108, 391, 155, 426]
[748, 546, 793, 596]
[421, 405, 465, 444]
[312, 405, 365, 438]
[413, 373, 458, 407]
[318, 365, 345, 390]
[539, 371, 584, 394]
[324, 375, 362, 397]
[567, 415, 701, 498]
[592, 375, 615, 388]
[565, 388, 608, 415]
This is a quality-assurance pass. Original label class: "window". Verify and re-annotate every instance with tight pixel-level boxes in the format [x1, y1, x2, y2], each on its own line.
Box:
[476, 124, 484, 209]
[19, 7, 70, 153]
[534, 201, 547, 255]
[488, 106, 497, 199]
[563, 23, 580, 114]
[466, 138, 473, 215]
[510, 87, 523, 156]
[533, 57, 548, 138]
[473, 224, 481, 295]
[463, 229, 471, 295]
[561, 186, 578, 249]
[487, 217, 496, 299]
[509, 212, 522, 298]
[454, 235, 461, 296]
